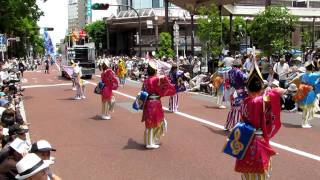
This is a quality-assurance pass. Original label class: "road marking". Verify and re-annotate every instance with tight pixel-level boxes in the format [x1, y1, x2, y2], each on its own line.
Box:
[86, 80, 320, 162]
[22, 83, 72, 89]
[55, 63, 61, 72]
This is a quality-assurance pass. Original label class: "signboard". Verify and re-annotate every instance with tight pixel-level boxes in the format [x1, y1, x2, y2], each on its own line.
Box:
[173, 22, 179, 46]
[87, 0, 92, 17]
[146, 20, 153, 29]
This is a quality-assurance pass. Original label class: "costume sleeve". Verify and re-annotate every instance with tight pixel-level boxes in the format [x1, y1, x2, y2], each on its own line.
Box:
[156, 75, 176, 97]
[263, 89, 282, 140]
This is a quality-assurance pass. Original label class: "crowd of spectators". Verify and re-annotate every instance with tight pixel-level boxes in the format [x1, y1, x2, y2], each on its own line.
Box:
[96, 49, 320, 113]
[0, 59, 61, 180]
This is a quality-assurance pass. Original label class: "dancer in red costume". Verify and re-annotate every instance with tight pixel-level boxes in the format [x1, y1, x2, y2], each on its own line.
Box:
[235, 62, 285, 179]
[141, 61, 176, 149]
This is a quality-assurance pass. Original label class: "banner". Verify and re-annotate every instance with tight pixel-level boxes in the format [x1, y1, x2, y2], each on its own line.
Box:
[43, 31, 55, 56]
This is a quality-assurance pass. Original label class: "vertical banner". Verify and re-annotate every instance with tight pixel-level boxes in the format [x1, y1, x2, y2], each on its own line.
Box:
[87, 0, 92, 23]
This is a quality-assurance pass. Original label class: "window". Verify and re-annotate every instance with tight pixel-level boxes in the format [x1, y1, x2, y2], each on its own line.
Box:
[152, 0, 160, 8]
[293, 0, 307, 7]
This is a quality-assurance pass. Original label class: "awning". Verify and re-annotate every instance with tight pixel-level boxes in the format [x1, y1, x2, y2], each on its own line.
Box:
[169, 0, 239, 12]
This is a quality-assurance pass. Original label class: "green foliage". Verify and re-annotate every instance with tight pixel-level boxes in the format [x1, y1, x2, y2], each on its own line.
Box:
[84, 20, 107, 49]
[250, 6, 297, 56]
[196, 3, 222, 56]
[0, 0, 44, 57]
[301, 28, 312, 52]
[156, 32, 174, 58]
[222, 17, 246, 51]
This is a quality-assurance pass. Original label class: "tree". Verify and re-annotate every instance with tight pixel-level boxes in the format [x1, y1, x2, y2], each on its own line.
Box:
[301, 27, 312, 52]
[222, 17, 246, 52]
[0, 0, 43, 58]
[250, 6, 297, 56]
[196, 3, 222, 56]
[85, 20, 107, 53]
[156, 32, 174, 58]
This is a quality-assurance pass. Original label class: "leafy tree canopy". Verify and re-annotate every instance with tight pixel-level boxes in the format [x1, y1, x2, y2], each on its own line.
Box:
[196, 3, 222, 56]
[250, 6, 297, 56]
[156, 32, 174, 58]
[84, 20, 107, 49]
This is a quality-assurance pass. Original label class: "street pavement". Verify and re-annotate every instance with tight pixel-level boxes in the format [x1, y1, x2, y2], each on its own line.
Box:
[21, 65, 320, 180]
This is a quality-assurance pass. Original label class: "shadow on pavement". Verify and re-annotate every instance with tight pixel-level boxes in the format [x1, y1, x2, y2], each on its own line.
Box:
[123, 138, 147, 151]
[90, 115, 106, 121]
[23, 96, 34, 100]
[202, 125, 229, 137]
[203, 105, 220, 109]
[56, 97, 76, 101]
[282, 123, 302, 129]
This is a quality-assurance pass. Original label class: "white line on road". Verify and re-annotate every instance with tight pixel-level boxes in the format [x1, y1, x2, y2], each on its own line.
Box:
[86, 80, 320, 162]
[55, 63, 61, 72]
[22, 83, 72, 89]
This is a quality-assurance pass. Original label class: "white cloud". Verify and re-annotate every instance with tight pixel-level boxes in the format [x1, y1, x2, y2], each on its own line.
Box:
[37, 0, 118, 46]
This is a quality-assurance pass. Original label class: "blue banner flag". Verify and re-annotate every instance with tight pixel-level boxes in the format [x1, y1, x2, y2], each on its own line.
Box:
[43, 31, 55, 56]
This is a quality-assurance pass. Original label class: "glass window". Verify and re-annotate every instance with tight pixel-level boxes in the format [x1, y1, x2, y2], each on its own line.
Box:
[152, 0, 160, 8]
[293, 0, 307, 7]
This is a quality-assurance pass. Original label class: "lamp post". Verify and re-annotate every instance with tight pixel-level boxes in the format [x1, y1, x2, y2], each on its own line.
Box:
[155, 16, 159, 50]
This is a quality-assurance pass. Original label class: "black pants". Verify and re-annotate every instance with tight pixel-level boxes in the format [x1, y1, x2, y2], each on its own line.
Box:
[279, 80, 286, 88]
[45, 66, 49, 74]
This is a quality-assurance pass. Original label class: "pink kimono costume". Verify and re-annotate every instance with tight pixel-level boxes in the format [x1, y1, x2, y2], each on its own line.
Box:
[101, 69, 116, 102]
[142, 75, 176, 146]
[235, 89, 281, 176]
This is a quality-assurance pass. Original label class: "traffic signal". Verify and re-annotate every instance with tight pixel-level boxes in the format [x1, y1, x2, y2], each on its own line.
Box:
[44, 27, 54, 31]
[91, 3, 109, 10]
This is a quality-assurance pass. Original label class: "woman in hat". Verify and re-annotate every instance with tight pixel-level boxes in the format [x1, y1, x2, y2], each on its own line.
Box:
[291, 61, 320, 128]
[141, 61, 176, 149]
[73, 62, 85, 100]
[224, 59, 247, 131]
[234, 62, 285, 179]
[100, 62, 118, 120]
[216, 61, 232, 109]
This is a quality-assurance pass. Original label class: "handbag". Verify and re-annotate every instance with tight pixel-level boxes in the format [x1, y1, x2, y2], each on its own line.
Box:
[132, 91, 149, 110]
[223, 122, 256, 160]
[94, 81, 105, 94]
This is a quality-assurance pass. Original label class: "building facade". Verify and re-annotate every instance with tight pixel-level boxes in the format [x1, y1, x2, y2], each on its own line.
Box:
[68, 0, 90, 32]
[106, 0, 198, 57]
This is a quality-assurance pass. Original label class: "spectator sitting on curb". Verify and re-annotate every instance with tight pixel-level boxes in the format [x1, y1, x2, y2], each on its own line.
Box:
[30, 140, 61, 180]
[15, 153, 51, 180]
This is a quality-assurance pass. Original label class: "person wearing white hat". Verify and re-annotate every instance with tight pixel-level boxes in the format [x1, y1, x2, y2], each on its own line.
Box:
[271, 80, 280, 88]
[282, 84, 298, 112]
[30, 140, 61, 180]
[292, 61, 320, 128]
[73, 62, 86, 100]
[15, 153, 51, 180]
[141, 61, 176, 149]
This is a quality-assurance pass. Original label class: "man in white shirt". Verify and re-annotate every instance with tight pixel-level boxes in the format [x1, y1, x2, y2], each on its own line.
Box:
[126, 59, 133, 78]
[243, 54, 253, 72]
[273, 58, 290, 88]
[192, 57, 201, 76]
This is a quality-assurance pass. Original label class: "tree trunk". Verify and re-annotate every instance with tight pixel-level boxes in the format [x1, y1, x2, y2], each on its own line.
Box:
[265, 0, 272, 7]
